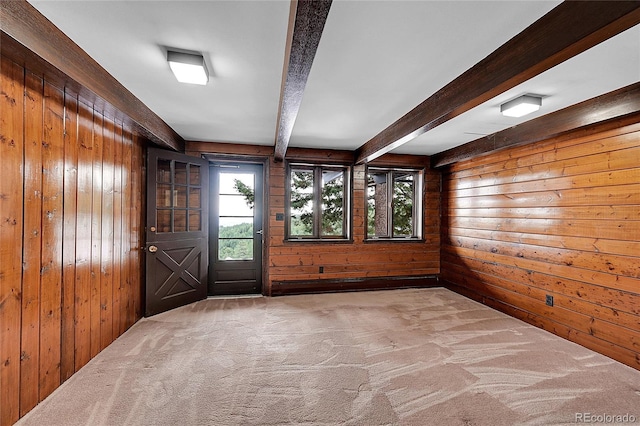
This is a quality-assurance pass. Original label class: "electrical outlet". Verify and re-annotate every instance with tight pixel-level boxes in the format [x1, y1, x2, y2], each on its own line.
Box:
[319, 266, 324, 273]
[545, 294, 554, 307]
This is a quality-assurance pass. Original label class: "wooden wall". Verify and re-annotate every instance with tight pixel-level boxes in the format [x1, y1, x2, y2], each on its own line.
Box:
[440, 118, 640, 370]
[186, 143, 441, 294]
[0, 56, 146, 425]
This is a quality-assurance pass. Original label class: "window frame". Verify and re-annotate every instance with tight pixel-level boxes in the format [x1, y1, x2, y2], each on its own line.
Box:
[285, 162, 352, 242]
[365, 166, 424, 241]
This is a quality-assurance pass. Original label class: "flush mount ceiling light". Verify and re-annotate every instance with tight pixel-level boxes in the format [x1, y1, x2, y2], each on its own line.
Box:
[167, 51, 208, 85]
[500, 94, 542, 118]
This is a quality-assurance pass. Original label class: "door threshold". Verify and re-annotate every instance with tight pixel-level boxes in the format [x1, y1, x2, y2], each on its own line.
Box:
[206, 294, 263, 300]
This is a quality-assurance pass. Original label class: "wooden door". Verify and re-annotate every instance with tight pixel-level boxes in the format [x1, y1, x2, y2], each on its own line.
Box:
[145, 148, 209, 316]
[209, 163, 264, 295]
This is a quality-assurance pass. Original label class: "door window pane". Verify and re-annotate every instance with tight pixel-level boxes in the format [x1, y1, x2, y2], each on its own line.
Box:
[157, 209, 172, 233]
[174, 210, 187, 232]
[157, 184, 173, 207]
[219, 194, 254, 217]
[218, 238, 253, 261]
[189, 188, 201, 208]
[157, 159, 171, 183]
[219, 217, 253, 238]
[220, 173, 254, 195]
[189, 211, 201, 232]
[175, 186, 187, 208]
[175, 162, 187, 184]
[189, 164, 200, 185]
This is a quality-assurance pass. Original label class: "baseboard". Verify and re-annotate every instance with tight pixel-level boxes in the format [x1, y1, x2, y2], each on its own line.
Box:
[270, 275, 440, 296]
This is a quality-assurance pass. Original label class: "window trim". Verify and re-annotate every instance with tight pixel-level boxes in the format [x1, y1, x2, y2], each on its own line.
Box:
[365, 166, 424, 241]
[285, 162, 352, 241]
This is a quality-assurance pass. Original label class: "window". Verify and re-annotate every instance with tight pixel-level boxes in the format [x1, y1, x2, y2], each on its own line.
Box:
[367, 167, 423, 240]
[287, 164, 350, 240]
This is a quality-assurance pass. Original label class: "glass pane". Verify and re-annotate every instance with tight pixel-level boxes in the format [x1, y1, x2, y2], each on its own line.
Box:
[218, 238, 253, 261]
[189, 211, 201, 231]
[175, 186, 187, 208]
[157, 184, 173, 208]
[367, 171, 388, 238]
[175, 162, 187, 185]
[290, 169, 314, 236]
[174, 209, 187, 232]
[189, 164, 200, 185]
[157, 209, 172, 233]
[393, 173, 414, 237]
[321, 170, 344, 236]
[157, 159, 171, 183]
[219, 194, 254, 217]
[219, 217, 253, 238]
[219, 172, 254, 196]
[189, 188, 201, 208]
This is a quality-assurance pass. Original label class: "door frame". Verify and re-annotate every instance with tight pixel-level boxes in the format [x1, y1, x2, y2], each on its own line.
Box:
[203, 155, 269, 296]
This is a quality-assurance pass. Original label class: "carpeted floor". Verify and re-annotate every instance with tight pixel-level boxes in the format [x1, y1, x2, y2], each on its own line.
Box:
[17, 288, 640, 425]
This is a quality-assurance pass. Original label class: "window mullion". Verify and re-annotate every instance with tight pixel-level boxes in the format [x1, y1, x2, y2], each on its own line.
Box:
[314, 166, 322, 238]
[387, 171, 394, 238]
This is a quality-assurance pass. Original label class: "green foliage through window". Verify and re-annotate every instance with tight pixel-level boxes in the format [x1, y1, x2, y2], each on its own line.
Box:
[288, 165, 349, 239]
[367, 168, 422, 239]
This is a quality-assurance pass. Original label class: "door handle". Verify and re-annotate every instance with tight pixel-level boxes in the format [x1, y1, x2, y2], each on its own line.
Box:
[256, 230, 263, 235]
[148, 245, 158, 253]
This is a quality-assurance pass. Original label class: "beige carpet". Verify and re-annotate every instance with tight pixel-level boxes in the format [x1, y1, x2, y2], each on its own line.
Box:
[17, 288, 640, 426]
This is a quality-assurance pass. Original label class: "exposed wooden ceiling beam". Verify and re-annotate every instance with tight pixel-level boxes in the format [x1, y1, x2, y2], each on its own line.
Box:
[355, 1, 640, 165]
[274, 0, 332, 162]
[431, 82, 640, 168]
[0, 0, 184, 152]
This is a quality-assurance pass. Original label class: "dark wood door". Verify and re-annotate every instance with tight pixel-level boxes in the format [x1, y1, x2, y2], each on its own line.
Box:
[209, 163, 263, 295]
[145, 148, 209, 316]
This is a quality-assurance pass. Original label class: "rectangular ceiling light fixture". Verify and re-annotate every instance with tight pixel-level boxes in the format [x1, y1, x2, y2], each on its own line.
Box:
[167, 51, 209, 85]
[500, 94, 542, 118]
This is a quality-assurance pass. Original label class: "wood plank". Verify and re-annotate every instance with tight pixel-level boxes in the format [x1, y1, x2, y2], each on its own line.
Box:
[19, 70, 43, 417]
[112, 122, 123, 339]
[39, 82, 64, 401]
[0, 56, 24, 426]
[446, 234, 640, 279]
[274, 0, 333, 161]
[433, 84, 640, 167]
[447, 143, 640, 191]
[90, 110, 103, 358]
[356, 2, 640, 164]
[120, 126, 132, 333]
[447, 216, 638, 242]
[74, 100, 93, 370]
[61, 89, 78, 382]
[442, 253, 640, 317]
[130, 135, 144, 321]
[445, 184, 640, 209]
[0, 1, 184, 152]
[443, 242, 638, 295]
[100, 116, 114, 351]
[445, 226, 640, 258]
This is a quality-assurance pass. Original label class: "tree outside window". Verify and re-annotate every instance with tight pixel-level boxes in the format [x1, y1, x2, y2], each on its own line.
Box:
[367, 168, 423, 239]
[288, 164, 349, 240]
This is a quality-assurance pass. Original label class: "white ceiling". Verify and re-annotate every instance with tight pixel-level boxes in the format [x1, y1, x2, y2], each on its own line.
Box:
[29, 0, 640, 156]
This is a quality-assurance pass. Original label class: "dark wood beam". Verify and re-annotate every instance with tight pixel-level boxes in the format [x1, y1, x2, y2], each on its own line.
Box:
[274, 0, 332, 162]
[431, 82, 640, 168]
[0, 0, 184, 152]
[355, 1, 640, 164]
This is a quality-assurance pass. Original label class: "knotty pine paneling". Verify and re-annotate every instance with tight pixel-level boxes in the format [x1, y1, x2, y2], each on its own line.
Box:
[441, 119, 640, 370]
[0, 56, 146, 426]
[186, 143, 441, 294]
